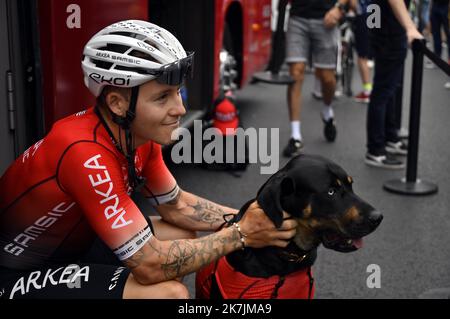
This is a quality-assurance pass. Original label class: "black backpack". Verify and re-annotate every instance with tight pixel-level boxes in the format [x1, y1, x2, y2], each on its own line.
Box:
[199, 118, 249, 176]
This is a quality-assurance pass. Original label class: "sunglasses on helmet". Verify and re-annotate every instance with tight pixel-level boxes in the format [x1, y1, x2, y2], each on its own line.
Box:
[144, 51, 195, 86]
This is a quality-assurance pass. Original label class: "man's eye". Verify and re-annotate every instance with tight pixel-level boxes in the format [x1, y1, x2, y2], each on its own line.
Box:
[157, 94, 168, 101]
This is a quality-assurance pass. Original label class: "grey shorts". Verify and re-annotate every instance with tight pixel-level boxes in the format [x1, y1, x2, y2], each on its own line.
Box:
[286, 16, 339, 69]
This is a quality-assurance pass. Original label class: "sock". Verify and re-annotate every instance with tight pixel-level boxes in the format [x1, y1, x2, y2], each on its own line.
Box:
[363, 83, 373, 94]
[321, 105, 334, 121]
[291, 121, 302, 141]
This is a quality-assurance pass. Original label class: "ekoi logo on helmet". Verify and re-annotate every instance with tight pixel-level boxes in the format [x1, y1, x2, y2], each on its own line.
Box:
[89, 73, 132, 86]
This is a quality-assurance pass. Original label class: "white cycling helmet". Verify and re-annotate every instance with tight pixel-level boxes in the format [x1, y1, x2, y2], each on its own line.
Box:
[82, 19, 194, 97]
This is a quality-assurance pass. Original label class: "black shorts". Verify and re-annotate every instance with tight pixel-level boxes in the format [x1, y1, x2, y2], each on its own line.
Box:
[0, 263, 130, 299]
[353, 14, 373, 59]
[0, 239, 130, 299]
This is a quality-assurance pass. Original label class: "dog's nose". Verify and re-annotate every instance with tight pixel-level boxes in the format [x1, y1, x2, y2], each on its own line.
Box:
[368, 210, 383, 227]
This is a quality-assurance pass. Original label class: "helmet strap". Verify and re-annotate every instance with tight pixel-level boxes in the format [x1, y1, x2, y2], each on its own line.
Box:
[111, 86, 140, 130]
[96, 86, 147, 192]
[123, 86, 147, 192]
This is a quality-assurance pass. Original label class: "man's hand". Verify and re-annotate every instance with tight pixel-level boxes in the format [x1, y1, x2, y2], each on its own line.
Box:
[323, 7, 343, 29]
[406, 27, 424, 47]
[238, 201, 298, 248]
[387, 0, 423, 47]
[124, 201, 297, 284]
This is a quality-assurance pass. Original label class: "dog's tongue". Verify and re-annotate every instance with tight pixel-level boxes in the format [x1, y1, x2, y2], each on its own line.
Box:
[352, 238, 363, 249]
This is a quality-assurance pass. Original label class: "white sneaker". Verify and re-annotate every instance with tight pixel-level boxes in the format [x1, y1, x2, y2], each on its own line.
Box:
[386, 141, 408, 156]
[365, 153, 405, 169]
[397, 127, 409, 139]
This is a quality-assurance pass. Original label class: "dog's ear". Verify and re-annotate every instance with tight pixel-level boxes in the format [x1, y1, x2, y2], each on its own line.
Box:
[256, 175, 295, 228]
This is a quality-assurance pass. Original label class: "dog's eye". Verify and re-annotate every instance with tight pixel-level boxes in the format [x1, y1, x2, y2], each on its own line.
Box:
[328, 188, 336, 196]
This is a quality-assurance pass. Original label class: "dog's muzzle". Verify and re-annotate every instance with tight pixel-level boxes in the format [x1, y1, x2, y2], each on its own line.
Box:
[321, 210, 383, 253]
[321, 233, 364, 252]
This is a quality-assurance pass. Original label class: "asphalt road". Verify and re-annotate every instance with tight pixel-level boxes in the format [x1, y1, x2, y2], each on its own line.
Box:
[159, 52, 450, 299]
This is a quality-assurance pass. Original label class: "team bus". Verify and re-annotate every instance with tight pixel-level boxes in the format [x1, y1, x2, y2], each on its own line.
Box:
[0, 0, 272, 174]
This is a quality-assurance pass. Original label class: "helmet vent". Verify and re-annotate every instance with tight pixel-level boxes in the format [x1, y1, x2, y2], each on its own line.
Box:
[129, 50, 158, 63]
[110, 31, 145, 41]
[92, 59, 114, 70]
[98, 44, 130, 54]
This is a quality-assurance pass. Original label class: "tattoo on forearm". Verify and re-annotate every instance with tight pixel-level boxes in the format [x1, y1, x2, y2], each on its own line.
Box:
[187, 200, 228, 227]
[159, 230, 241, 280]
[124, 228, 241, 280]
[160, 241, 196, 278]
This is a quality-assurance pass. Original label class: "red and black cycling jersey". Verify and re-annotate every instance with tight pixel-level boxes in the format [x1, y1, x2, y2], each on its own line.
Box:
[0, 107, 179, 270]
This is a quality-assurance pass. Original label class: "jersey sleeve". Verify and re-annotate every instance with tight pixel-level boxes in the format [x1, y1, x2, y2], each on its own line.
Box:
[57, 142, 152, 261]
[141, 142, 179, 206]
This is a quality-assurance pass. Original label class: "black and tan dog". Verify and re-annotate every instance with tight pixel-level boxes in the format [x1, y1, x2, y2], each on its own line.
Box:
[196, 154, 383, 299]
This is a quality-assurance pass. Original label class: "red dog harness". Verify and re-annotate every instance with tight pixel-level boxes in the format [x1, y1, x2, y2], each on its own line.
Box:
[196, 256, 315, 299]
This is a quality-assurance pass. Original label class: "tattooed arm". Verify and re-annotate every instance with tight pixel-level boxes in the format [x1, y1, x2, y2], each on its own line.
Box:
[155, 189, 239, 232]
[124, 225, 242, 284]
[124, 202, 298, 285]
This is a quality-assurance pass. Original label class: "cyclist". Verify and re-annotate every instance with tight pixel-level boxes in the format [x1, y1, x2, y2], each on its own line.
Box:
[0, 20, 297, 299]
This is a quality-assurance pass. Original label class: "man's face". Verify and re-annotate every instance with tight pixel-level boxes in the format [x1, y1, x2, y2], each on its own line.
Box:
[132, 80, 186, 145]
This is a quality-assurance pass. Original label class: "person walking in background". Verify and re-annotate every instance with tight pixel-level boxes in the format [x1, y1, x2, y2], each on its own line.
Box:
[365, 0, 423, 169]
[352, 0, 374, 103]
[419, 0, 432, 35]
[429, 0, 450, 89]
[283, 0, 350, 157]
[430, 0, 450, 64]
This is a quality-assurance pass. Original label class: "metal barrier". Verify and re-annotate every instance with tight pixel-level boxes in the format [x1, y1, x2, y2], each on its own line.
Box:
[384, 39, 450, 196]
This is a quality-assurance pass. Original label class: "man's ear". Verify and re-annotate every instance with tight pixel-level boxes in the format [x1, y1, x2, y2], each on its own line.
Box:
[256, 174, 295, 228]
[105, 90, 129, 117]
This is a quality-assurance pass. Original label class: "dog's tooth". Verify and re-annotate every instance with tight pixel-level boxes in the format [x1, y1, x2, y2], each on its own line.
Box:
[346, 239, 352, 245]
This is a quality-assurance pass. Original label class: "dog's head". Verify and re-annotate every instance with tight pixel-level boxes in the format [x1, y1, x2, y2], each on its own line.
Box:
[256, 154, 383, 253]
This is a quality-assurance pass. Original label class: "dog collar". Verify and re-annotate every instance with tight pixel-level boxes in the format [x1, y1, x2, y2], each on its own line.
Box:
[279, 251, 309, 264]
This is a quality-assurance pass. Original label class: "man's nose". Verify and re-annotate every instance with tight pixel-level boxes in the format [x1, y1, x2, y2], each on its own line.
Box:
[170, 99, 186, 117]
